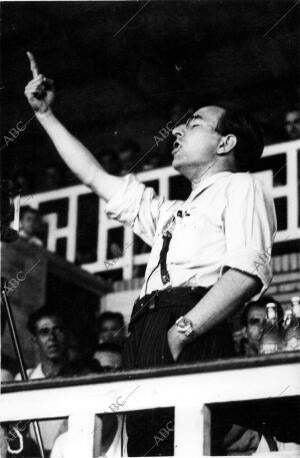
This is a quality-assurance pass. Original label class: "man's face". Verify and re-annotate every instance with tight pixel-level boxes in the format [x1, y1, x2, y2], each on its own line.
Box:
[21, 211, 39, 236]
[93, 350, 122, 371]
[285, 111, 300, 140]
[98, 318, 124, 345]
[246, 306, 265, 347]
[172, 106, 225, 174]
[34, 316, 67, 362]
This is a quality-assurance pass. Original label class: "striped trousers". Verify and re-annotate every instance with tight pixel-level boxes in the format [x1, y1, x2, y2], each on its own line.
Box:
[123, 287, 235, 456]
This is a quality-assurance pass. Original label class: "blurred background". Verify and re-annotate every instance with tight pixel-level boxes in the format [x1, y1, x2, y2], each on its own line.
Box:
[1, 0, 299, 182]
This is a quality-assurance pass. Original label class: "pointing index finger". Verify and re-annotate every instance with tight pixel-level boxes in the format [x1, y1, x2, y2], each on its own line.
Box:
[27, 51, 40, 78]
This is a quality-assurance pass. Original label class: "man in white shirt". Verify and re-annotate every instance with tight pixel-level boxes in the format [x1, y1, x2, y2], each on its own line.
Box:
[24, 53, 276, 456]
[15, 306, 71, 453]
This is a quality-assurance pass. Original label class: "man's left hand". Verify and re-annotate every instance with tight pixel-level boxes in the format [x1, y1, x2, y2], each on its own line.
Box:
[167, 325, 189, 361]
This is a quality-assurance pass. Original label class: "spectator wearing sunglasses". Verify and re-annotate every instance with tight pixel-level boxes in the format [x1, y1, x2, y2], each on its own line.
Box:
[234, 296, 283, 357]
[16, 306, 70, 381]
[15, 307, 71, 454]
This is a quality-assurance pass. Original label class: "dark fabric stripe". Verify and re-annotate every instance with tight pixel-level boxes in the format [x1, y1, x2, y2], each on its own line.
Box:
[123, 287, 235, 456]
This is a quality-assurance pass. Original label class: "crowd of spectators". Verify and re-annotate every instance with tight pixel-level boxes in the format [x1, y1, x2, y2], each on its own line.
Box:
[1, 293, 299, 456]
[1, 307, 127, 456]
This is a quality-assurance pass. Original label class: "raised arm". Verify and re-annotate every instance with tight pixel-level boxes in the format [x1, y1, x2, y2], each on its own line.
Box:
[24, 52, 124, 201]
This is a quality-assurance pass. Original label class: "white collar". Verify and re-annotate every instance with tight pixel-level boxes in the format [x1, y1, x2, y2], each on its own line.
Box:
[189, 171, 233, 201]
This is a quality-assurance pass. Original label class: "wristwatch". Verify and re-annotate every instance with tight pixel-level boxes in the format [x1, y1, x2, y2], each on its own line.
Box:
[175, 316, 194, 337]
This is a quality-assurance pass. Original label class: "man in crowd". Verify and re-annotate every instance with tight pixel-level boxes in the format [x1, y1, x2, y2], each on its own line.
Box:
[96, 311, 125, 348]
[16, 306, 71, 380]
[284, 109, 300, 141]
[19, 207, 43, 247]
[234, 296, 283, 357]
[15, 306, 72, 454]
[25, 52, 276, 456]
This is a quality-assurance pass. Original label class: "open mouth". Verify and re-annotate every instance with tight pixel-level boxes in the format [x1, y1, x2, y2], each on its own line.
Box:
[172, 140, 182, 155]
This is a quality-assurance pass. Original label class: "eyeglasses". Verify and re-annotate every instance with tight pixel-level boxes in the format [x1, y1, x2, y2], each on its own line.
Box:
[36, 326, 65, 337]
[185, 116, 221, 134]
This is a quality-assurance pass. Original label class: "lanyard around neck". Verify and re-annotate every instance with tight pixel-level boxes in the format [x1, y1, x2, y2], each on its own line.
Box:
[159, 186, 209, 286]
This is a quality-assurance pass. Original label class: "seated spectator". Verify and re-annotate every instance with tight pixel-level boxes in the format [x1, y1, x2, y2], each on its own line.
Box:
[93, 343, 122, 371]
[19, 207, 43, 247]
[234, 296, 283, 357]
[96, 312, 125, 347]
[118, 140, 140, 176]
[15, 307, 73, 454]
[284, 109, 300, 140]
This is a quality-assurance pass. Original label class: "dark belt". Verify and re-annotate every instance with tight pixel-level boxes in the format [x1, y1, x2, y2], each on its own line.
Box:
[128, 286, 209, 331]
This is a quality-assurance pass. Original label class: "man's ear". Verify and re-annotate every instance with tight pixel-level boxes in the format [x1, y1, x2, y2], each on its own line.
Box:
[217, 134, 237, 155]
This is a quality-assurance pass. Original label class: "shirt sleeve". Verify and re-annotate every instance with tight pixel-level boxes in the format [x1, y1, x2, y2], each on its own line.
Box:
[221, 173, 277, 297]
[105, 174, 165, 246]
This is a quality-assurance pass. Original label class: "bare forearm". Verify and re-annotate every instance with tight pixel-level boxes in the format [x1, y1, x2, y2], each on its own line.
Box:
[35, 109, 124, 201]
[185, 268, 261, 337]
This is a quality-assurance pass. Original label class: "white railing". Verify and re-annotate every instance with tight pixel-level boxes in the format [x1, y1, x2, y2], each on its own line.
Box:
[20, 140, 300, 279]
[1, 353, 300, 457]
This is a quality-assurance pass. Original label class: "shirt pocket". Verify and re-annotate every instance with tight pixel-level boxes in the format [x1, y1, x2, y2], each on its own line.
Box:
[168, 211, 222, 264]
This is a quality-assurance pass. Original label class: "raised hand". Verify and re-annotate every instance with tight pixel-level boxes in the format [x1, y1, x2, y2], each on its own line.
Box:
[24, 52, 54, 113]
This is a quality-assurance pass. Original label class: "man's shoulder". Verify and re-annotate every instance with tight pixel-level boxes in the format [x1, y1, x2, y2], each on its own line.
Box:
[228, 172, 255, 187]
[227, 172, 271, 197]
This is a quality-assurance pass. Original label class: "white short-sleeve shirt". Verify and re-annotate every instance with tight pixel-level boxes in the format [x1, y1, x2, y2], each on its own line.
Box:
[105, 171, 277, 299]
[15, 364, 65, 451]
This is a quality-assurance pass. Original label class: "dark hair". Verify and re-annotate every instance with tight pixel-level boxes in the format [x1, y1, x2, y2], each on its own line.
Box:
[94, 342, 122, 355]
[216, 105, 264, 172]
[97, 311, 124, 330]
[27, 306, 66, 335]
[242, 295, 283, 327]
